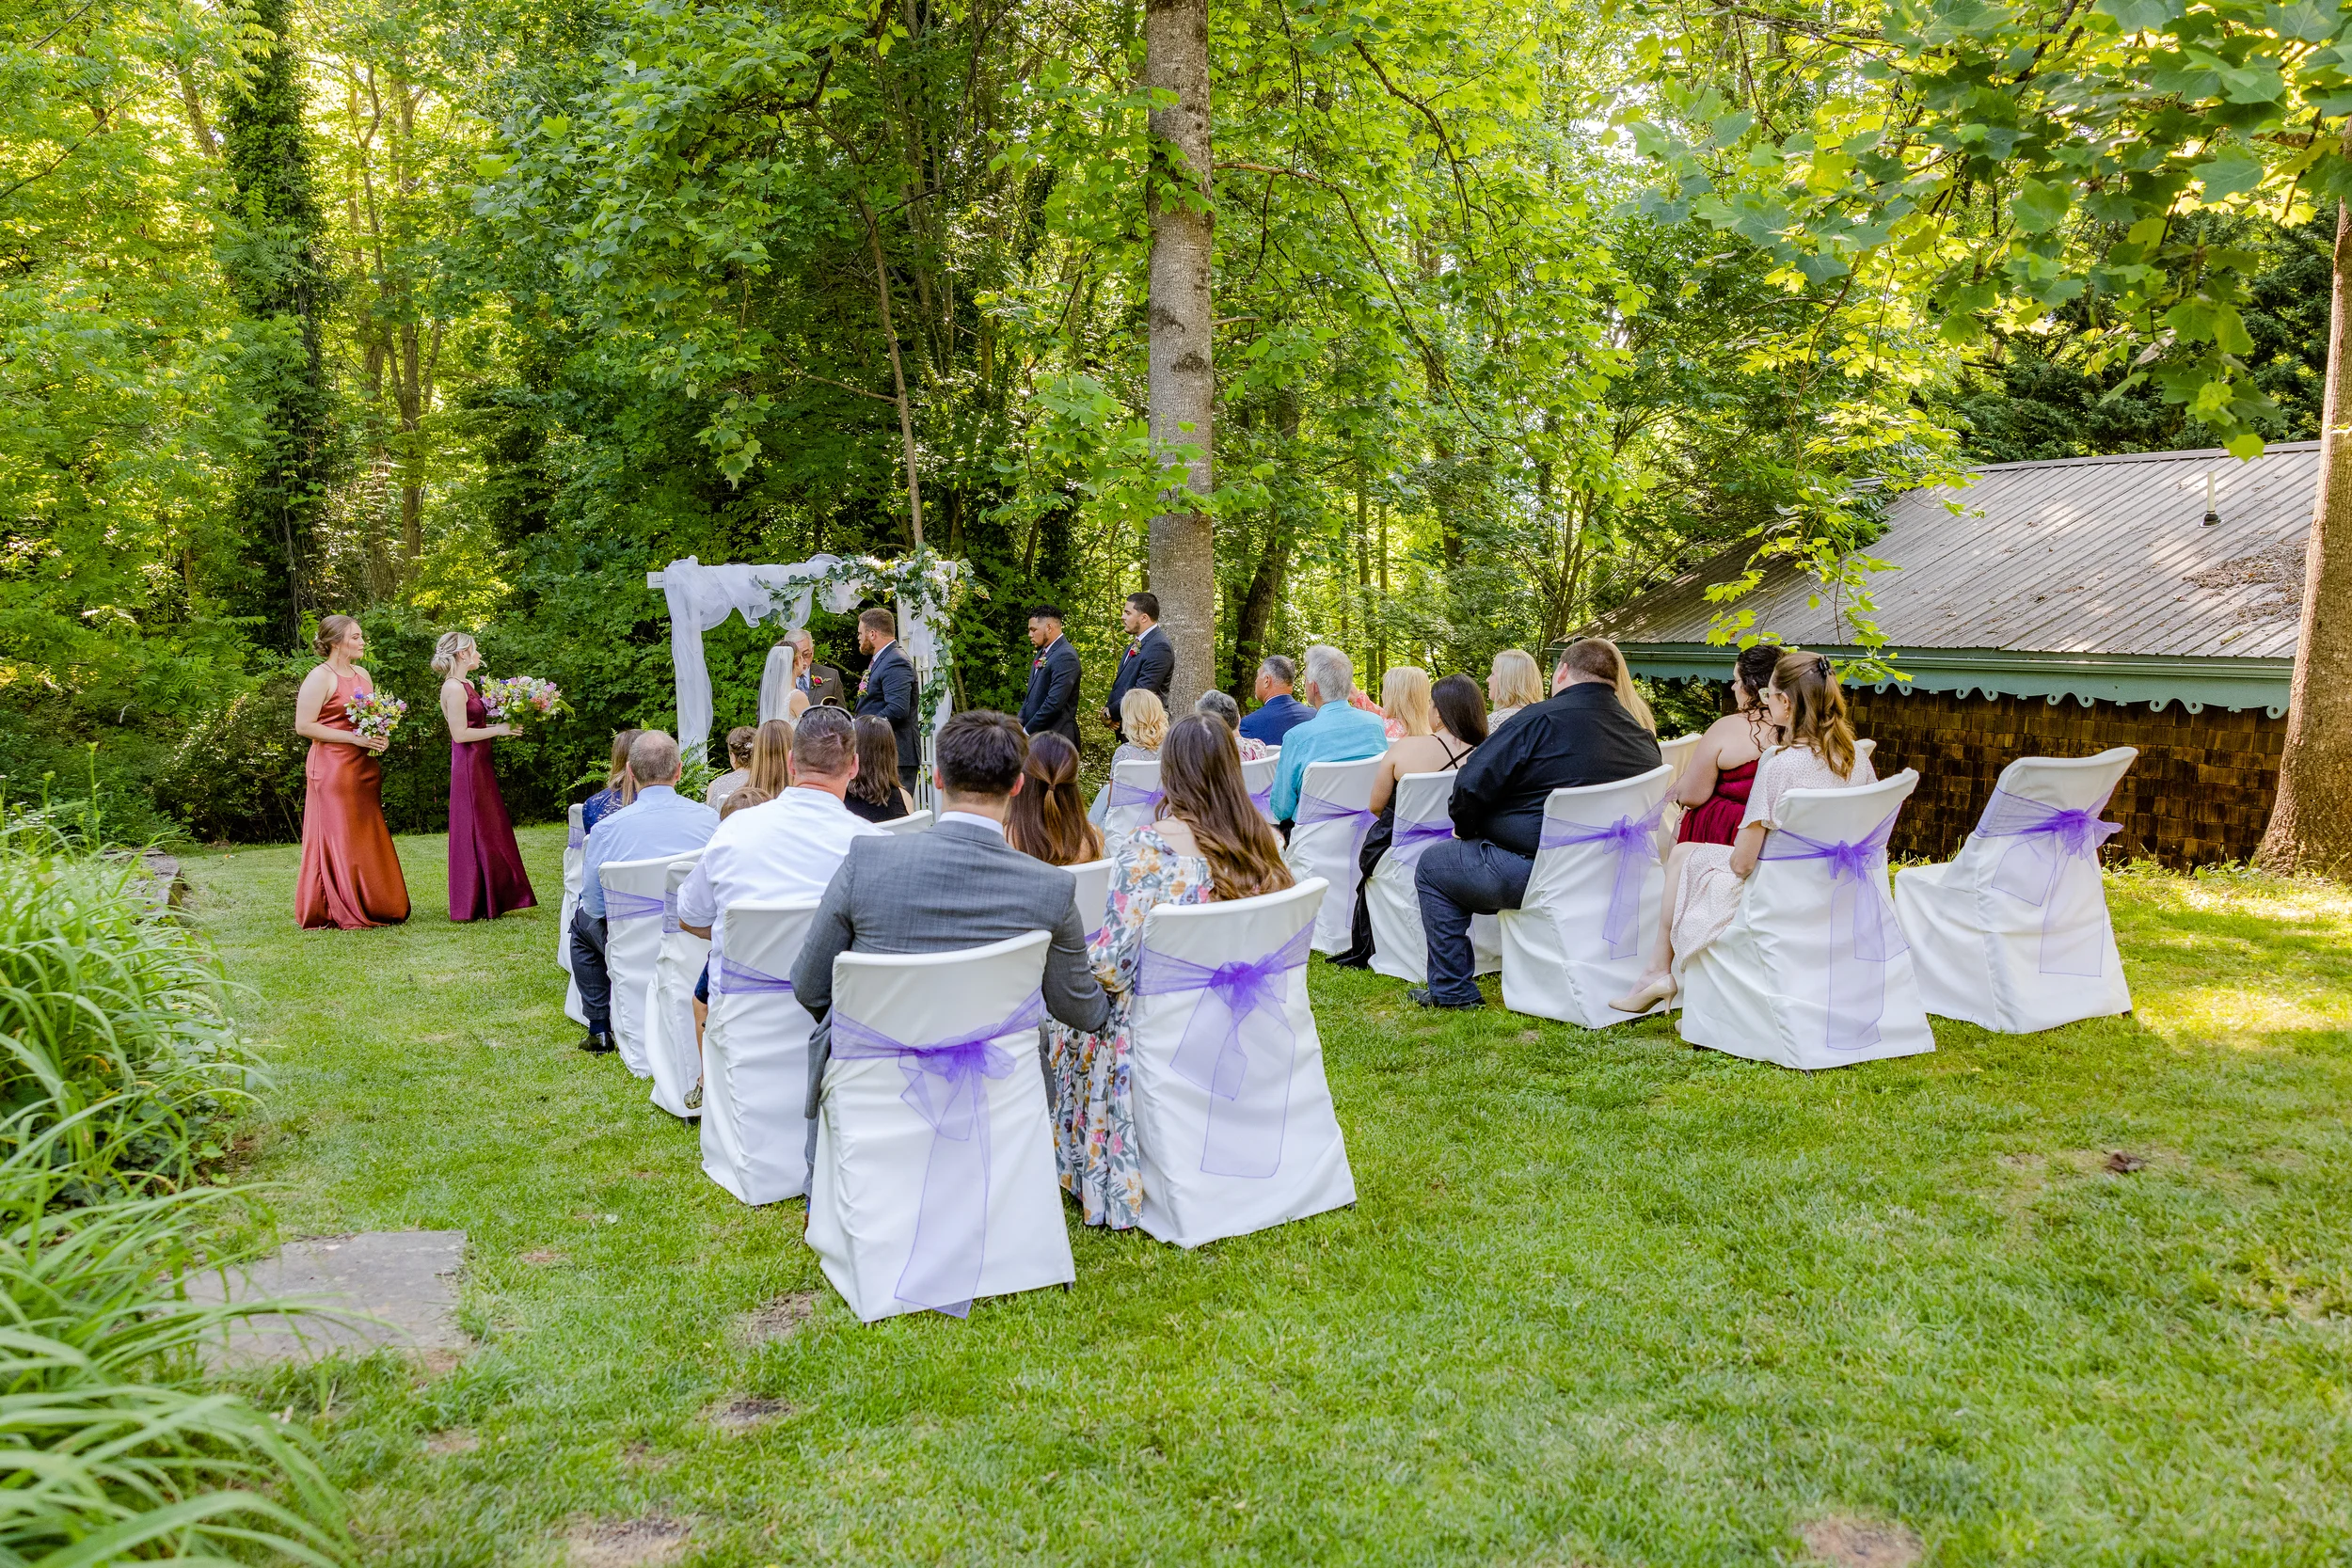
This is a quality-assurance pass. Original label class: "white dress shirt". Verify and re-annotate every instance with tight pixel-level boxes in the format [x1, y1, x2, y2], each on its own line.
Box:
[937, 810, 1006, 837]
[675, 785, 885, 961]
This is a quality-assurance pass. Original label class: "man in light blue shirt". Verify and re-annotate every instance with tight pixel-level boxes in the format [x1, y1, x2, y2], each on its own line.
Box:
[571, 730, 719, 1053]
[1268, 644, 1390, 824]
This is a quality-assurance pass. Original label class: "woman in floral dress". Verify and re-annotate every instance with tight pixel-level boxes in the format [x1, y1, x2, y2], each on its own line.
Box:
[1049, 715, 1295, 1227]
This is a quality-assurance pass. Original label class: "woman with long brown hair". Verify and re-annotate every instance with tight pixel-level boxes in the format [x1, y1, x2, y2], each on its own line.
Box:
[844, 714, 914, 823]
[1673, 642, 1786, 846]
[1611, 649, 1874, 1013]
[1049, 715, 1292, 1228]
[1006, 732, 1104, 865]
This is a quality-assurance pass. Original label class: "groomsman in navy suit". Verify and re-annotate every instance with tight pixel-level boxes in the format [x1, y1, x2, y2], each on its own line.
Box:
[1100, 591, 1174, 741]
[1017, 605, 1083, 748]
[853, 606, 920, 791]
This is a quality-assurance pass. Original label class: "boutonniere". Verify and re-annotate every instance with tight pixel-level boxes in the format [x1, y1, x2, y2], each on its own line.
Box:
[1123, 642, 1138, 658]
[1033, 655, 1045, 670]
[856, 672, 869, 694]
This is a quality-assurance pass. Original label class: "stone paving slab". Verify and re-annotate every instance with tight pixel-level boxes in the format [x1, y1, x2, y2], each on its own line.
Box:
[193, 1230, 468, 1367]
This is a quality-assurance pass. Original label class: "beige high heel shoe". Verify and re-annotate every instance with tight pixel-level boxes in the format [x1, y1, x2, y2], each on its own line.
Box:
[1608, 972, 1677, 1014]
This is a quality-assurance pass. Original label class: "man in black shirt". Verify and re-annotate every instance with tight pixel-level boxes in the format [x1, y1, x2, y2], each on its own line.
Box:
[1411, 639, 1664, 1007]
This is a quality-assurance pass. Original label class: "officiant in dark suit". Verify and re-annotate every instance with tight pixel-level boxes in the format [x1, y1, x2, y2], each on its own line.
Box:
[1017, 605, 1082, 747]
[1100, 591, 1173, 742]
[853, 607, 920, 791]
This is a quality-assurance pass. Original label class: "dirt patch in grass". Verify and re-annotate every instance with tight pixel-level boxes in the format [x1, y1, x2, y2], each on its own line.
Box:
[707, 1396, 792, 1433]
[739, 1290, 818, 1345]
[422, 1428, 478, 1454]
[516, 1248, 567, 1266]
[1798, 1515, 1923, 1568]
[564, 1515, 691, 1567]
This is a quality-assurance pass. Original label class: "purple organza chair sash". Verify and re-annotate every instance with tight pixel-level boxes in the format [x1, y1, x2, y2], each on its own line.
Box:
[1756, 808, 1908, 1053]
[1248, 783, 1274, 816]
[567, 818, 585, 849]
[1537, 796, 1668, 960]
[1106, 777, 1164, 815]
[1388, 816, 1456, 871]
[829, 989, 1051, 1318]
[1296, 789, 1375, 861]
[605, 889, 667, 921]
[1975, 786, 2122, 976]
[711, 954, 794, 997]
[1136, 924, 1313, 1180]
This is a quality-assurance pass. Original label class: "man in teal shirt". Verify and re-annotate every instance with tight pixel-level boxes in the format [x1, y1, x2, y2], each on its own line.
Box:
[1269, 644, 1391, 824]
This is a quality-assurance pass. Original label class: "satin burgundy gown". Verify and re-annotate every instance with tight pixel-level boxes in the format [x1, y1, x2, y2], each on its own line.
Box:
[1677, 757, 1759, 847]
[448, 683, 537, 922]
[296, 670, 412, 929]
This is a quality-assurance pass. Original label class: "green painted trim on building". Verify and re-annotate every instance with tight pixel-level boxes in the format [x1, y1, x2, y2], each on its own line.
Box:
[1610, 641, 2293, 718]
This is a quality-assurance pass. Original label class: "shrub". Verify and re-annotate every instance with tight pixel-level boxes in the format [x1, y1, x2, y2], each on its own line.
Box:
[150, 670, 309, 845]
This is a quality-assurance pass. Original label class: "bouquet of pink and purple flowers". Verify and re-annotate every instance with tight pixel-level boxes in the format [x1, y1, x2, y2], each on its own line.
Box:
[480, 674, 565, 724]
[343, 689, 408, 739]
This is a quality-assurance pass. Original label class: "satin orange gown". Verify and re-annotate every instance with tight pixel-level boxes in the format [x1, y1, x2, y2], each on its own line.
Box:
[295, 670, 411, 929]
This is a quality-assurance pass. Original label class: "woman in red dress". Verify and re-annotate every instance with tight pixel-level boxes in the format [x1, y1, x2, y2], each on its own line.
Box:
[435, 632, 537, 922]
[294, 615, 411, 928]
[1672, 642, 1785, 847]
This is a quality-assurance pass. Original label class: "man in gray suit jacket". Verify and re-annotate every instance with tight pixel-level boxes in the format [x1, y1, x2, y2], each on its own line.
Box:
[793, 709, 1111, 1153]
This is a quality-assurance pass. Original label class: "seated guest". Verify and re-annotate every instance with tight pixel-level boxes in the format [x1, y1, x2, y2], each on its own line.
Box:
[1194, 689, 1268, 759]
[1266, 644, 1389, 827]
[793, 711, 1112, 1165]
[706, 726, 757, 811]
[1611, 650, 1876, 1013]
[1239, 654, 1313, 747]
[1410, 640, 1663, 1008]
[718, 719, 793, 819]
[1674, 642, 1785, 846]
[1347, 684, 1406, 739]
[1089, 689, 1172, 828]
[1007, 732, 1104, 866]
[1332, 671, 1487, 969]
[1050, 715, 1293, 1229]
[571, 731, 719, 1053]
[1486, 648, 1546, 730]
[843, 715, 914, 823]
[580, 728, 644, 834]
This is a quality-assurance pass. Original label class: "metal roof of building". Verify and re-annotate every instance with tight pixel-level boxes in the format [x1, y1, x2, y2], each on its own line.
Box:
[1590, 442, 2318, 661]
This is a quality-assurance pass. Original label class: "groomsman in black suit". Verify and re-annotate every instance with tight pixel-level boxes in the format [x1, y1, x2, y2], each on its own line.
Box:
[1099, 591, 1174, 740]
[1017, 605, 1083, 748]
[853, 606, 920, 791]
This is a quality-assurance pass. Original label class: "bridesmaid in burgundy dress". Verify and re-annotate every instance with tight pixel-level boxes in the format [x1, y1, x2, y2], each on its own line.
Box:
[435, 632, 537, 921]
[294, 616, 411, 928]
[1673, 642, 1785, 846]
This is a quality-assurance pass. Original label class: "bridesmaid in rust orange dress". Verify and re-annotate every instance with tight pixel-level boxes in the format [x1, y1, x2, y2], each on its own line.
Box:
[294, 615, 411, 929]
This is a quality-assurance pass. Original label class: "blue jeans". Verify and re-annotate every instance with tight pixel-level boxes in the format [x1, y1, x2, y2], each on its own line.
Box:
[1414, 839, 1534, 1006]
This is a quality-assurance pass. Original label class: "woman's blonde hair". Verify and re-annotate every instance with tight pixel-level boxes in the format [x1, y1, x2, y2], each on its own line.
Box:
[430, 631, 479, 678]
[1487, 648, 1544, 711]
[746, 719, 794, 797]
[1771, 649, 1858, 778]
[1559, 636, 1655, 733]
[1120, 689, 1169, 751]
[1380, 667, 1437, 737]
[607, 728, 644, 803]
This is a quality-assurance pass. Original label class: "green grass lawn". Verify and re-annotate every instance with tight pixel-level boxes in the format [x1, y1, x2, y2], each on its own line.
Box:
[187, 827, 2352, 1566]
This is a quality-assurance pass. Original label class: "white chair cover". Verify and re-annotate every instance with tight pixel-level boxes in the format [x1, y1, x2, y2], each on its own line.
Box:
[879, 809, 932, 836]
[643, 854, 710, 1119]
[1241, 753, 1280, 825]
[1105, 758, 1163, 836]
[700, 900, 821, 1204]
[598, 853, 680, 1078]
[1280, 756, 1382, 954]
[1497, 766, 1676, 1027]
[806, 929, 1073, 1322]
[1066, 858, 1114, 947]
[1127, 879, 1356, 1248]
[562, 803, 588, 1024]
[1659, 733, 1699, 775]
[1856, 736, 1877, 764]
[1365, 771, 1497, 984]
[1894, 747, 2137, 1033]
[1677, 769, 1934, 1069]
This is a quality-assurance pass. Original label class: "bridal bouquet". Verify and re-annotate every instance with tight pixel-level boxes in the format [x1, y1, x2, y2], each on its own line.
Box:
[481, 674, 566, 723]
[344, 689, 408, 740]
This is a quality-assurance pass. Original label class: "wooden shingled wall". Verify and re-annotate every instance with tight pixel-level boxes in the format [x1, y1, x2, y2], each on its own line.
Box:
[1836, 686, 2284, 867]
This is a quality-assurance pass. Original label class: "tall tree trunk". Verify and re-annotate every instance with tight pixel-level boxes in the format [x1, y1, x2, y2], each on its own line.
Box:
[1145, 0, 1216, 709]
[2257, 177, 2352, 879]
[858, 193, 925, 548]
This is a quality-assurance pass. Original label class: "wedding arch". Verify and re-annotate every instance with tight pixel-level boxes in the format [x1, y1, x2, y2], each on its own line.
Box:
[644, 551, 968, 800]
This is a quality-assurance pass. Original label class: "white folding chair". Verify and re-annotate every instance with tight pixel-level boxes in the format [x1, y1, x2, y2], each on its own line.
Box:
[1894, 747, 2137, 1033]
[597, 854, 680, 1078]
[1105, 758, 1163, 835]
[1128, 879, 1356, 1248]
[1855, 736, 1877, 766]
[700, 900, 821, 1204]
[561, 805, 588, 1024]
[643, 854, 710, 1118]
[1498, 766, 1676, 1027]
[1067, 858, 1114, 948]
[1659, 733, 1700, 776]
[879, 809, 932, 836]
[1280, 756, 1382, 954]
[1365, 771, 1497, 984]
[806, 929, 1073, 1322]
[1677, 770, 1934, 1069]
[1241, 754, 1280, 825]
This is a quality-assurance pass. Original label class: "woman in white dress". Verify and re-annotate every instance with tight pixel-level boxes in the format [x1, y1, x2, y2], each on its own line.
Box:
[1609, 649, 1875, 1013]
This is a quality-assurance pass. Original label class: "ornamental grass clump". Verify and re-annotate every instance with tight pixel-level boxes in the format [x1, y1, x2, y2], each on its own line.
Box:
[0, 809, 252, 1195]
